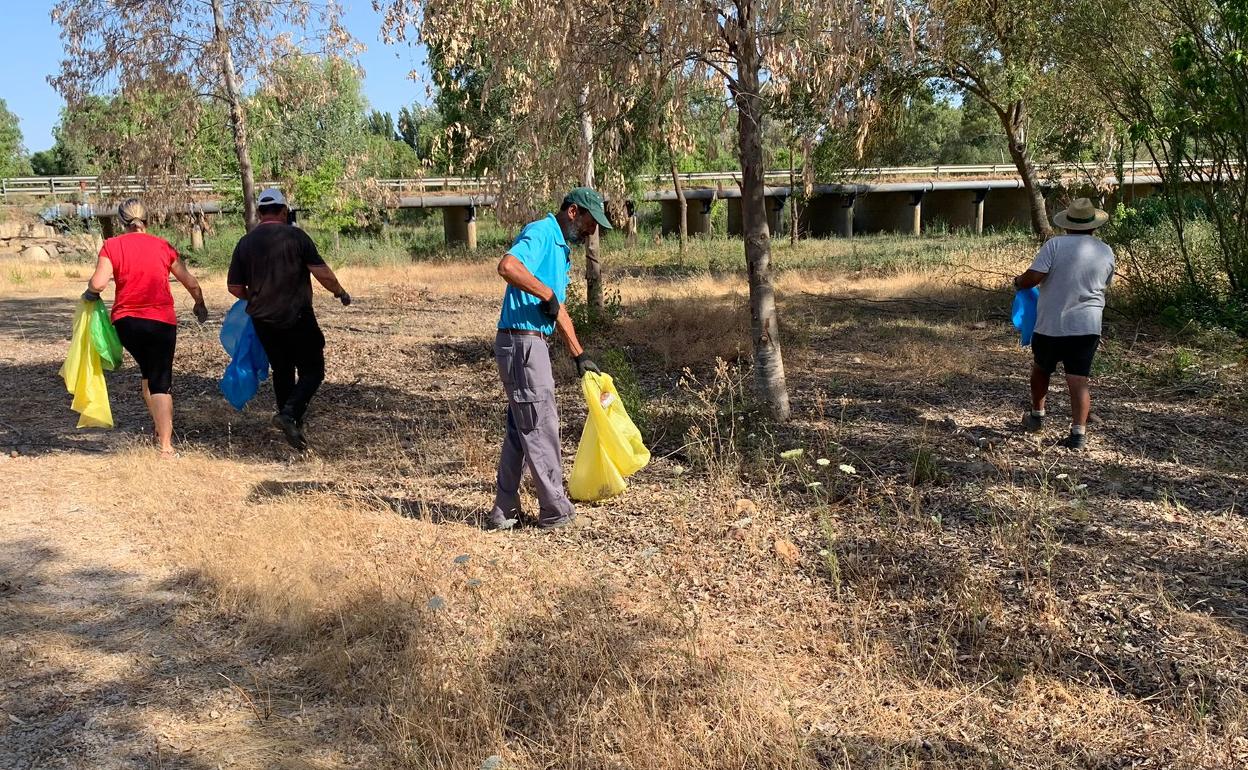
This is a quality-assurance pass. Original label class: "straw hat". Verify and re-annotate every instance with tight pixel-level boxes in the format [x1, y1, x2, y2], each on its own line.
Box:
[1053, 197, 1109, 231]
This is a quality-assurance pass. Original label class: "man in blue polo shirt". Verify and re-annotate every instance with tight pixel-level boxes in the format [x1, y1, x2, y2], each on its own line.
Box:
[488, 187, 611, 530]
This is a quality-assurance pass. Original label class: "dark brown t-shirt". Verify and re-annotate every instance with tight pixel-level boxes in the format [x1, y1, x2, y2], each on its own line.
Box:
[227, 223, 325, 328]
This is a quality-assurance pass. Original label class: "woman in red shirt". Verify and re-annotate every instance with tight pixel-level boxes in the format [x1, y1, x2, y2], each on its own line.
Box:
[83, 199, 208, 457]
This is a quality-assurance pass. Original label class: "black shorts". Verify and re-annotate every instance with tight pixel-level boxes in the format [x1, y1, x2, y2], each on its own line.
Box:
[113, 317, 177, 394]
[1032, 332, 1100, 378]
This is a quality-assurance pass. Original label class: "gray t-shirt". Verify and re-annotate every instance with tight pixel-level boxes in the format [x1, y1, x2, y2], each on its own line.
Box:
[1030, 235, 1115, 337]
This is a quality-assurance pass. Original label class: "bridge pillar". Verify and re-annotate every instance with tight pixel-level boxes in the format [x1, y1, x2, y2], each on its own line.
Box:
[909, 192, 924, 236]
[767, 196, 785, 237]
[660, 199, 682, 236]
[727, 198, 742, 237]
[975, 190, 987, 234]
[837, 194, 855, 238]
[982, 188, 1035, 231]
[687, 199, 714, 236]
[661, 197, 715, 237]
[853, 192, 921, 235]
[920, 190, 981, 233]
[443, 205, 477, 249]
[625, 201, 638, 247]
[190, 212, 205, 251]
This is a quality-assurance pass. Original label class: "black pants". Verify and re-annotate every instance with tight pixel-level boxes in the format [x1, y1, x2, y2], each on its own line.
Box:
[113, 317, 177, 394]
[252, 311, 325, 421]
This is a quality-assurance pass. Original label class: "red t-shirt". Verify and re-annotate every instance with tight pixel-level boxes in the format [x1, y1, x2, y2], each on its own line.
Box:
[101, 232, 178, 325]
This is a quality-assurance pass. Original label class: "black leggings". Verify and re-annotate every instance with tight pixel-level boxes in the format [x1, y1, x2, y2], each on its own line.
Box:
[113, 317, 177, 394]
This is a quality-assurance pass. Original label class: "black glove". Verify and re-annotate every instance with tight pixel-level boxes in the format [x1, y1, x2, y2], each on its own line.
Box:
[193, 302, 208, 324]
[574, 353, 600, 377]
[538, 294, 560, 320]
[81, 289, 101, 302]
[336, 291, 352, 307]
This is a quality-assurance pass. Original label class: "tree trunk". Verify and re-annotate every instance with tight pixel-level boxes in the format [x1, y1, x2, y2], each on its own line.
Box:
[733, 35, 791, 421]
[578, 87, 603, 320]
[789, 146, 798, 247]
[667, 138, 688, 262]
[212, 0, 257, 230]
[999, 100, 1052, 238]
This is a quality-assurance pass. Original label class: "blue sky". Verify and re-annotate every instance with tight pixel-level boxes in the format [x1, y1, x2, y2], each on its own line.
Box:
[0, 2, 429, 154]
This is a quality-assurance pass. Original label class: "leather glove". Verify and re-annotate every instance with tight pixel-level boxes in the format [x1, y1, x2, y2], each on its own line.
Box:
[574, 353, 600, 377]
[82, 289, 101, 302]
[193, 302, 208, 324]
[336, 291, 352, 307]
[538, 294, 561, 320]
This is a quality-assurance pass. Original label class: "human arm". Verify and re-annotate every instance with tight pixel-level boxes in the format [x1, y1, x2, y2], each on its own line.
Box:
[1014, 240, 1053, 290]
[309, 264, 350, 305]
[169, 256, 208, 322]
[226, 241, 249, 300]
[82, 253, 113, 300]
[496, 253, 597, 373]
[1013, 269, 1046, 290]
[300, 231, 349, 305]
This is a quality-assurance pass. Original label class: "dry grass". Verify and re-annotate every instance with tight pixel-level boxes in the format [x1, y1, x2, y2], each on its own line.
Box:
[3, 237, 1247, 769]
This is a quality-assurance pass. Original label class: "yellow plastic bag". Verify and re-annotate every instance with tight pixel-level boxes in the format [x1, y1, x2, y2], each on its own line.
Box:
[568, 372, 650, 501]
[59, 300, 114, 429]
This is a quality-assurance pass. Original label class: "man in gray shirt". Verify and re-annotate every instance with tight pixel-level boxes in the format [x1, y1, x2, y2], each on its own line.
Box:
[1014, 198, 1116, 450]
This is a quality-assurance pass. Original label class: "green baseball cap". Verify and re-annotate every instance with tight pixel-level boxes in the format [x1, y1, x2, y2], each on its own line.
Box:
[564, 187, 613, 230]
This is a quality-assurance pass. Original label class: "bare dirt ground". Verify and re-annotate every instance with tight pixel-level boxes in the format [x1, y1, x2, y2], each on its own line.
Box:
[1, 251, 1246, 769]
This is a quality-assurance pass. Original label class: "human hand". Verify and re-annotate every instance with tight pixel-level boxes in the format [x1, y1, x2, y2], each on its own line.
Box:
[574, 353, 600, 377]
[193, 302, 208, 324]
[81, 289, 101, 302]
[336, 291, 351, 307]
[538, 294, 560, 320]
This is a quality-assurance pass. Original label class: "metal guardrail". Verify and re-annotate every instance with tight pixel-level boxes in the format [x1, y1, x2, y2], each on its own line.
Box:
[0, 160, 1213, 202]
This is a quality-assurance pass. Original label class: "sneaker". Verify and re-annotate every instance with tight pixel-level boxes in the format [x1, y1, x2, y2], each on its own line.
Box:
[535, 512, 577, 530]
[1057, 432, 1087, 450]
[1021, 412, 1045, 433]
[485, 512, 520, 531]
[272, 412, 307, 450]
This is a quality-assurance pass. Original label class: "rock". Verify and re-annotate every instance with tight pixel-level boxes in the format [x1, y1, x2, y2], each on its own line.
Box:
[38, 243, 59, 262]
[774, 538, 801, 563]
[732, 499, 757, 517]
[19, 245, 50, 262]
[972, 321, 989, 330]
[0, 222, 22, 240]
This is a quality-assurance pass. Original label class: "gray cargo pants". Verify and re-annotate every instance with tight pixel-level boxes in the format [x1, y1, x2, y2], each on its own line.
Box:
[489, 331, 576, 527]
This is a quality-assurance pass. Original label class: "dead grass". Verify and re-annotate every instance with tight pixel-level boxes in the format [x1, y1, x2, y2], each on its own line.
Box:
[3, 237, 1247, 768]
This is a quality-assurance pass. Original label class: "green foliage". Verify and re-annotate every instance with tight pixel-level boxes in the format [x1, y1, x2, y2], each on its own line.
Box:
[1104, 196, 1248, 335]
[249, 56, 368, 181]
[0, 100, 31, 177]
[292, 159, 379, 236]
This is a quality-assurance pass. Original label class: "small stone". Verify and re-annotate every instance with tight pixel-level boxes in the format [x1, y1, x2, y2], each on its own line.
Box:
[774, 538, 800, 563]
[972, 321, 988, 330]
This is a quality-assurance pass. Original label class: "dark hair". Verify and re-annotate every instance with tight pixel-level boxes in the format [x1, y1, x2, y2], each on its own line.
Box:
[559, 199, 576, 214]
[257, 203, 286, 217]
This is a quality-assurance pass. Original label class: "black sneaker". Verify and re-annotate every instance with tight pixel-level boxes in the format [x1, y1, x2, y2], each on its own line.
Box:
[1021, 412, 1045, 433]
[272, 412, 307, 450]
[1057, 432, 1087, 450]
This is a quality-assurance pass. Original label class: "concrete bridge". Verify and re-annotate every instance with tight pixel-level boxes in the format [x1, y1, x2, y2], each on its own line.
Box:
[5, 161, 1194, 249]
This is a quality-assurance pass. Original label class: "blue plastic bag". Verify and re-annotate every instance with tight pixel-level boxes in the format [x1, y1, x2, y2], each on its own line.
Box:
[219, 300, 270, 410]
[1011, 287, 1040, 347]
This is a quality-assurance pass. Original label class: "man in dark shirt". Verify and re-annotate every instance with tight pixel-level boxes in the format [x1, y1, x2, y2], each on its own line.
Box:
[227, 188, 350, 449]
